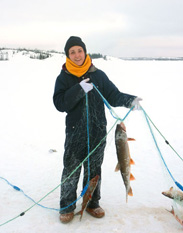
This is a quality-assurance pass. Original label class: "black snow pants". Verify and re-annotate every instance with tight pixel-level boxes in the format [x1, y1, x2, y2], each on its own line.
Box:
[60, 124, 106, 214]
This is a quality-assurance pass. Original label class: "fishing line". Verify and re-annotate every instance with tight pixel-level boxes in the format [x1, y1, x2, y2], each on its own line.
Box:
[92, 82, 134, 121]
[5, 82, 182, 225]
[1, 68, 182, 227]
[1, 94, 134, 227]
[142, 107, 183, 162]
[92, 83, 124, 121]
[142, 107, 183, 191]
[0, 117, 121, 227]
[93, 80, 183, 191]
[86, 93, 90, 183]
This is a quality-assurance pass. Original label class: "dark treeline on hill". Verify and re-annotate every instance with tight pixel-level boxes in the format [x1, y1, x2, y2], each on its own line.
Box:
[88, 53, 107, 60]
[17, 48, 52, 60]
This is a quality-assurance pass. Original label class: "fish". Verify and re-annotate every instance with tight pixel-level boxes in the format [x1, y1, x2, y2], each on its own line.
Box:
[76, 175, 99, 220]
[115, 121, 135, 202]
[167, 206, 183, 226]
[162, 187, 183, 202]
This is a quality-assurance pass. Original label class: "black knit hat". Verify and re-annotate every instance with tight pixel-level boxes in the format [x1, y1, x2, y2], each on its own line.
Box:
[64, 36, 87, 57]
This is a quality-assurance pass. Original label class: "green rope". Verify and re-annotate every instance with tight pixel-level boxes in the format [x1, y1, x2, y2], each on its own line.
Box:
[0, 215, 21, 227]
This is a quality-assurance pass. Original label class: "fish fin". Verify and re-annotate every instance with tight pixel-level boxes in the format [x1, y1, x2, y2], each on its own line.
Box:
[115, 163, 120, 172]
[128, 187, 133, 196]
[130, 173, 135, 181]
[80, 214, 83, 221]
[170, 206, 174, 214]
[130, 158, 135, 165]
[127, 138, 136, 141]
[75, 210, 84, 221]
[166, 206, 175, 215]
[167, 206, 183, 226]
[75, 210, 82, 216]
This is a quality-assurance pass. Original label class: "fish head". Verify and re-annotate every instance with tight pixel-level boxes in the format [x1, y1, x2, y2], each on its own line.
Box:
[162, 187, 174, 198]
[162, 187, 183, 202]
[115, 123, 127, 141]
[120, 122, 126, 132]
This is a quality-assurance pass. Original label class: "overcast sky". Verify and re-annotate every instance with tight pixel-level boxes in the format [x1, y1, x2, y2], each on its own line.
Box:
[1, 0, 183, 57]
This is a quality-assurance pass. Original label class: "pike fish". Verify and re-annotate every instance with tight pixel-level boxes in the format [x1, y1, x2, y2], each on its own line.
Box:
[162, 187, 183, 202]
[76, 175, 99, 220]
[115, 121, 135, 202]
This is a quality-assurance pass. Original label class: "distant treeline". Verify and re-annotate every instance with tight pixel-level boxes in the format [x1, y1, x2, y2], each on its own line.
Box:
[120, 57, 183, 61]
[0, 48, 108, 60]
[0, 52, 8, 60]
[88, 53, 107, 60]
[1, 48, 182, 61]
[18, 48, 52, 60]
[0, 48, 54, 60]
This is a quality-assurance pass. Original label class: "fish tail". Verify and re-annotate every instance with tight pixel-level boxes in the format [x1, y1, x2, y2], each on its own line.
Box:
[80, 214, 83, 221]
[75, 210, 82, 216]
[128, 187, 133, 197]
[126, 187, 133, 202]
[75, 210, 83, 219]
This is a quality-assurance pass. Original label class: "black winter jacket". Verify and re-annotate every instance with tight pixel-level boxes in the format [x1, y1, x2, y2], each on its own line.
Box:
[53, 65, 136, 133]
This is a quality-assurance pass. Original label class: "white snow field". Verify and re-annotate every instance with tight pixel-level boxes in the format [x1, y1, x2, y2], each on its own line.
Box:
[0, 51, 183, 232]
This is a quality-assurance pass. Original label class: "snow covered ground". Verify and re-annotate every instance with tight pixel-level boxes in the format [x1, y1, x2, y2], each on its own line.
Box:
[0, 51, 183, 232]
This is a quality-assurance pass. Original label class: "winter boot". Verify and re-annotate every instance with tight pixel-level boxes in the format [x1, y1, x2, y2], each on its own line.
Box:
[86, 206, 105, 218]
[59, 212, 74, 223]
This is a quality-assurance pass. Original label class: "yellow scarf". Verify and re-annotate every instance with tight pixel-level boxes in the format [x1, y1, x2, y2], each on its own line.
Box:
[65, 54, 92, 77]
